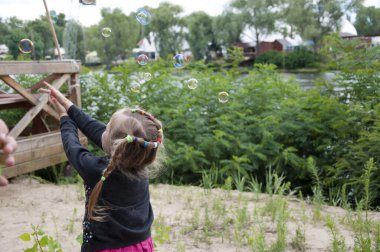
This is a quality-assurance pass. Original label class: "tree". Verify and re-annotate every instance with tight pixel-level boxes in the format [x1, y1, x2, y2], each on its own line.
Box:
[0, 18, 10, 45]
[231, 0, 282, 54]
[354, 6, 380, 36]
[213, 11, 244, 48]
[28, 16, 54, 58]
[145, 2, 184, 59]
[283, 0, 363, 49]
[63, 20, 86, 62]
[184, 11, 214, 60]
[92, 8, 140, 67]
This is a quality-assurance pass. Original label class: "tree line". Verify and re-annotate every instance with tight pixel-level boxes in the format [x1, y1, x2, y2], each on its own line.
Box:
[0, 0, 379, 65]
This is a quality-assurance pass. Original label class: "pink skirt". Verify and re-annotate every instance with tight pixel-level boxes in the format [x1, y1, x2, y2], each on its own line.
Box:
[94, 237, 154, 252]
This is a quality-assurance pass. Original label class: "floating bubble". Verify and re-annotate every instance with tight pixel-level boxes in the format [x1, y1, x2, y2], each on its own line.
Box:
[18, 39, 34, 54]
[184, 55, 192, 63]
[218, 91, 229, 103]
[136, 8, 151, 25]
[82, 0, 95, 4]
[173, 54, 187, 68]
[143, 72, 152, 82]
[186, 78, 198, 90]
[50, 10, 58, 23]
[131, 81, 141, 93]
[101, 27, 112, 38]
[136, 54, 149, 66]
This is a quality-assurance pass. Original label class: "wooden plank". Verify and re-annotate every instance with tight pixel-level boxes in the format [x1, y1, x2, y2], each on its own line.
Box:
[8, 74, 69, 138]
[0, 136, 87, 165]
[0, 75, 60, 120]
[31, 114, 50, 134]
[0, 60, 81, 75]
[29, 74, 60, 92]
[13, 131, 86, 152]
[2, 152, 67, 178]
[69, 73, 81, 107]
[0, 101, 29, 110]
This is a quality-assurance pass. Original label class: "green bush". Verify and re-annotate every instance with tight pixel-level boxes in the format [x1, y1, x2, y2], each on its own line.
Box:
[255, 48, 320, 69]
[77, 40, 380, 208]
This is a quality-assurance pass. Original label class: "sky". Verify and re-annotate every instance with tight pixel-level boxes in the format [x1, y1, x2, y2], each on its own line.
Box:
[0, 0, 229, 27]
[0, 0, 379, 44]
[0, 0, 378, 27]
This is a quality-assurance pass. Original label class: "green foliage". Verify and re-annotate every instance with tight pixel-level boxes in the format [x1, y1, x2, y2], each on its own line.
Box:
[282, 0, 361, 48]
[354, 6, 380, 36]
[231, 0, 281, 47]
[326, 216, 347, 252]
[185, 12, 214, 60]
[145, 3, 185, 59]
[77, 48, 380, 207]
[255, 48, 321, 69]
[19, 224, 62, 252]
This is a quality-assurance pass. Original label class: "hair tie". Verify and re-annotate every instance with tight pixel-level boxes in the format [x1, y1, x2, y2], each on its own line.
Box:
[101, 176, 106, 181]
[143, 141, 149, 149]
[125, 135, 133, 143]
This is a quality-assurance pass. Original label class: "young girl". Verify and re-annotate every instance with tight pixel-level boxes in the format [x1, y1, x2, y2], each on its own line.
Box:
[40, 82, 164, 252]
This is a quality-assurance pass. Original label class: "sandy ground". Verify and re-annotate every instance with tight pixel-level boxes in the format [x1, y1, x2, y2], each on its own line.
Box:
[1, 176, 380, 252]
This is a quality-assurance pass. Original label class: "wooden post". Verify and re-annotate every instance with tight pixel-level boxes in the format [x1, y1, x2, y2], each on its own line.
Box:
[42, 0, 62, 60]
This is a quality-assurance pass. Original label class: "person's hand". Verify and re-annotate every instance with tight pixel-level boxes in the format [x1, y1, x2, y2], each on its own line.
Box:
[0, 119, 17, 186]
[39, 81, 73, 111]
[49, 95, 68, 117]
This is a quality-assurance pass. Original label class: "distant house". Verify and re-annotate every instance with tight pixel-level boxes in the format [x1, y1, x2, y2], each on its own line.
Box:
[256, 39, 293, 57]
[85, 51, 101, 65]
[0, 44, 9, 60]
[232, 42, 256, 61]
[132, 38, 156, 60]
[341, 34, 380, 47]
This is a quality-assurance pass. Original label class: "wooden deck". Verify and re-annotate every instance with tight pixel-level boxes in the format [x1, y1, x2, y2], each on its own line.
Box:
[0, 60, 84, 178]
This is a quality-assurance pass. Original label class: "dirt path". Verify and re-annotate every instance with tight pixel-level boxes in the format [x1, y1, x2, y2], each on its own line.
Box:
[1, 176, 379, 252]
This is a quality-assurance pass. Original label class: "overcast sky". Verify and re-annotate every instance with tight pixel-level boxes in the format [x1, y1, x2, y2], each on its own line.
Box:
[0, 0, 379, 27]
[0, 0, 229, 27]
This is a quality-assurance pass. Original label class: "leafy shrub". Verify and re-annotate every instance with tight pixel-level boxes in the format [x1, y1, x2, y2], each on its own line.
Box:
[255, 48, 320, 69]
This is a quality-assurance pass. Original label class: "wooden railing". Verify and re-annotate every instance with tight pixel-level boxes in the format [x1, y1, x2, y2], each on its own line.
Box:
[0, 60, 87, 178]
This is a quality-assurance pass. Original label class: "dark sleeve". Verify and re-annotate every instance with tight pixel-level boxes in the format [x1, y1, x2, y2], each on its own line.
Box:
[67, 105, 106, 149]
[60, 116, 105, 186]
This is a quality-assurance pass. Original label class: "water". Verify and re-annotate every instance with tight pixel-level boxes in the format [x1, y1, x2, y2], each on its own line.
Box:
[281, 72, 336, 90]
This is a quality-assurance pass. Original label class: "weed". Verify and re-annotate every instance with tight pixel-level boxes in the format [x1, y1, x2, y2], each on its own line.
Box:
[19, 224, 62, 252]
[326, 216, 346, 252]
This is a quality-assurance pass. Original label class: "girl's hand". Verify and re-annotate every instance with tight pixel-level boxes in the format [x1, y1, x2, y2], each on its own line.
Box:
[50, 96, 68, 117]
[39, 81, 73, 111]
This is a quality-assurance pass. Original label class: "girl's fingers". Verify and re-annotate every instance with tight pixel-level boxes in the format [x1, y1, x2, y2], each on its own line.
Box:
[39, 88, 51, 94]
[43, 81, 53, 88]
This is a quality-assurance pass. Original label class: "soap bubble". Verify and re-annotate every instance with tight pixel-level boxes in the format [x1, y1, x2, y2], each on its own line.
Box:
[173, 54, 187, 68]
[136, 8, 151, 25]
[186, 78, 198, 90]
[218, 91, 229, 103]
[143, 72, 152, 81]
[82, 0, 95, 4]
[101, 27, 112, 38]
[131, 81, 141, 93]
[18, 39, 34, 54]
[50, 10, 58, 23]
[136, 54, 149, 66]
[184, 54, 192, 63]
